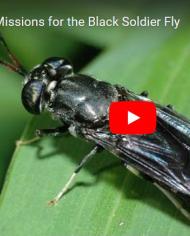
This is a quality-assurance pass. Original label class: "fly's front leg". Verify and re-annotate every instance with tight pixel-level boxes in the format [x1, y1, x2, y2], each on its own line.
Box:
[16, 137, 40, 147]
[36, 126, 68, 137]
[48, 145, 103, 206]
[16, 126, 68, 147]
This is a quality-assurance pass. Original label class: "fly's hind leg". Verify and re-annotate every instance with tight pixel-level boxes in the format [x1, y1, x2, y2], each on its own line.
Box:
[154, 183, 190, 220]
[48, 145, 103, 206]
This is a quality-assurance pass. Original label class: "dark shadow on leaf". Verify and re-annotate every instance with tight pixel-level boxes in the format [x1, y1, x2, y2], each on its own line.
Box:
[33, 132, 190, 226]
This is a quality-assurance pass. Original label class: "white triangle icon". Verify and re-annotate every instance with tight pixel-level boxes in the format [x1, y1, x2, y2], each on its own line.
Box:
[128, 111, 140, 125]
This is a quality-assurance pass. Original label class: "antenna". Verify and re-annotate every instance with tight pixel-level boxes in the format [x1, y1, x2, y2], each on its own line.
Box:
[0, 32, 27, 76]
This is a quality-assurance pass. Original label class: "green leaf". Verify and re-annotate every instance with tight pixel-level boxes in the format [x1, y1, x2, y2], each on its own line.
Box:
[1, 27, 190, 236]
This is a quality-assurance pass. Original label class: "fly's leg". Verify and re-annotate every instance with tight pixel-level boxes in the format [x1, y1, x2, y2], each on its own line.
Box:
[16, 137, 41, 147]
[167, 104, 174, 110]
[140, 91, 149, 97]
[154, 183, 190, 220]
[36, 126, 68, 137]
[48, 145, 103, 206]
[16, 126, 68, 147]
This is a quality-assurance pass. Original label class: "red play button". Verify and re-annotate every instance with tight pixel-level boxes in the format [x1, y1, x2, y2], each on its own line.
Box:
[109, 101, 156, 134]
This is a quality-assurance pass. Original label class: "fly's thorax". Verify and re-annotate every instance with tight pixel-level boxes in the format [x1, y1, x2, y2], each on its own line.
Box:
[48, 74, 119, 127]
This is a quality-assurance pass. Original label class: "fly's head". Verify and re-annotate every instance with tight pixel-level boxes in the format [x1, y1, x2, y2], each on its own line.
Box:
[22, 57, 73, 114]
[0, 34, 74, 115]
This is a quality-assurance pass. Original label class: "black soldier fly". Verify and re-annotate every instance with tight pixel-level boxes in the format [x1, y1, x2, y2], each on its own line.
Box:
[1, 33, 190, 220]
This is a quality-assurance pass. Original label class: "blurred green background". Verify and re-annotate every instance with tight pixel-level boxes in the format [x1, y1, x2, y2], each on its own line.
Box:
[0, 1, 190, 236]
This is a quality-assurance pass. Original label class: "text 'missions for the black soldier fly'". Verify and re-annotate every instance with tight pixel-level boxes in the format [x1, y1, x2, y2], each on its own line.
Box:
[1, 33, 190, 220]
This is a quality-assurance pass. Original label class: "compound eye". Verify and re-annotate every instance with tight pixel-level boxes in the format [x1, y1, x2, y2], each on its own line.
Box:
[43, 57, 73, 78]
[22, 80, 45, 114]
